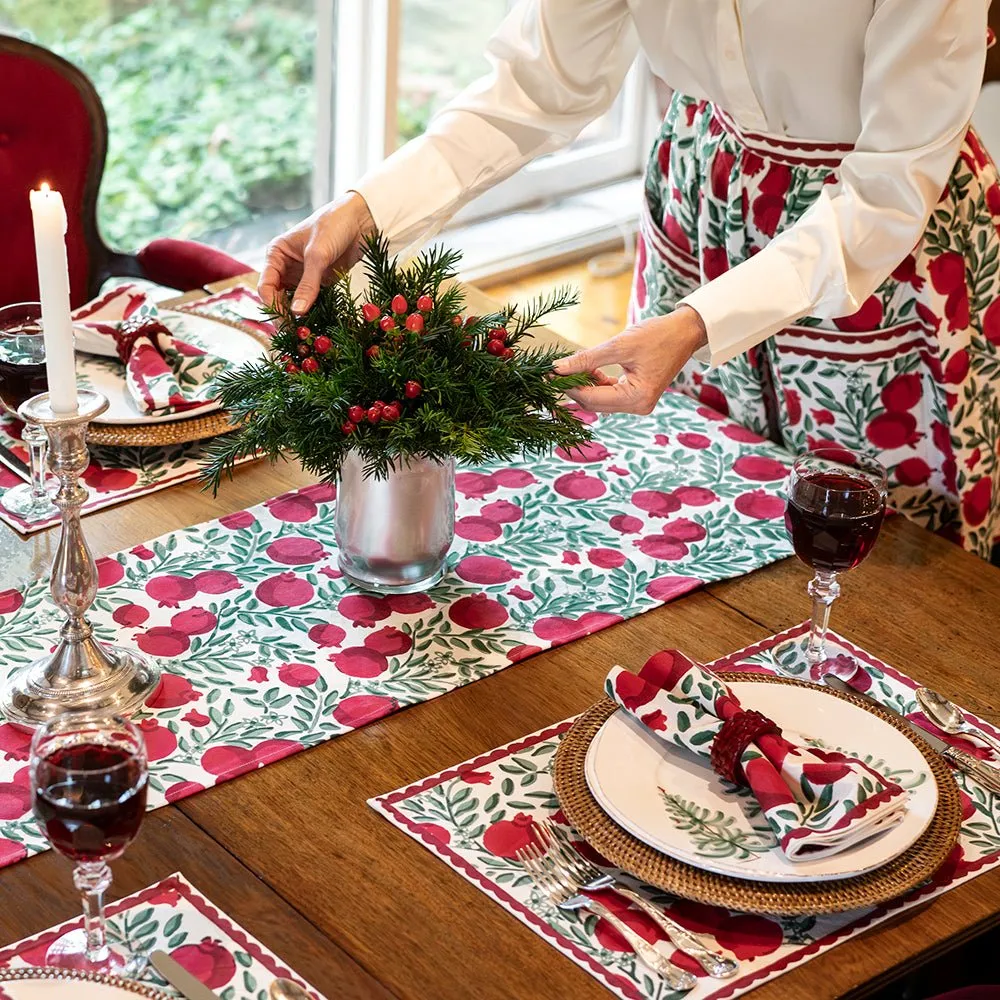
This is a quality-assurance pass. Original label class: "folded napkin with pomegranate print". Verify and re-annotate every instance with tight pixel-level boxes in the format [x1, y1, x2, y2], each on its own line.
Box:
[605, 650, 909, 860]
[73, 284, 230, 416]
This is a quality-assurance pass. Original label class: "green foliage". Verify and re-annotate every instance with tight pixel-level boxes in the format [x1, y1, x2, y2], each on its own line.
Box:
[6, 0, 315, 250]
[203, 234, 593, 489]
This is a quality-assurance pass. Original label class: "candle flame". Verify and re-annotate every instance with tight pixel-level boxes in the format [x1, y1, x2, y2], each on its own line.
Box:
[39, 182, 51, 194]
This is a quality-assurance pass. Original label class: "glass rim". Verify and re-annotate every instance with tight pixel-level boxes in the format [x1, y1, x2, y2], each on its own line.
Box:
[792, 447, 887, 490]
[0, 302, 43, 337]
[31, 714, 146, 775]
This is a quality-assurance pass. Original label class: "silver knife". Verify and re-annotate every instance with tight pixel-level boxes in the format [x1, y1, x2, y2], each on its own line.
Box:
[824, 675, 1000, 794]
[0, 444, 29, 479]
[150, 950, 222, 1000]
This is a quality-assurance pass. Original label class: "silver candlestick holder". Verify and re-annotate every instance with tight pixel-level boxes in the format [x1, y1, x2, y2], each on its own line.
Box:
[0, 389, 160, 727]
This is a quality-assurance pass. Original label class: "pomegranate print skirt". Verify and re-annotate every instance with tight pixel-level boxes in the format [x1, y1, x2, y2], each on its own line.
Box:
[632, 93, 1000, 559]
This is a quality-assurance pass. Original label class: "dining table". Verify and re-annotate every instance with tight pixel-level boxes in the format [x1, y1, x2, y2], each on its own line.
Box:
[1, 273, 999, 1000]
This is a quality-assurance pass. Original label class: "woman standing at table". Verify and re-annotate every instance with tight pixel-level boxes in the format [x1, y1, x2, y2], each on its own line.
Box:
[260, 1, 1000, 560]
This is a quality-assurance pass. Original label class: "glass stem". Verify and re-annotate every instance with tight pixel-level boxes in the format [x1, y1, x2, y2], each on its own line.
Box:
[23, 423, 49, 500]
[74, 861, 113, 965]
[806, 570, 841, 667]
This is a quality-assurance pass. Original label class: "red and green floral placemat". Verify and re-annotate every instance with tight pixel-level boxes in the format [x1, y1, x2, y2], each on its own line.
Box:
[370, 623, 1000, 1000]
[0, 289, 272, 537]
[0, 387, 793, 869]
[0, 873, 324, 999]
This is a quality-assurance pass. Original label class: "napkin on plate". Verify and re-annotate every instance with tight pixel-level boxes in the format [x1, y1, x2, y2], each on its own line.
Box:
[72, 284, 230, 416]
[605, 650, 909, 861]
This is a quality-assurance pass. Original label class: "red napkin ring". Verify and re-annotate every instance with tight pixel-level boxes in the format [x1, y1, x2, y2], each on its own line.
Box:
[113, 318, 172, 366]
[710, 709, 781, 787]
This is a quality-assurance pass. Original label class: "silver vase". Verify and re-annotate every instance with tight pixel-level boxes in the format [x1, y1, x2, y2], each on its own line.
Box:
[335, 452, 455, 593]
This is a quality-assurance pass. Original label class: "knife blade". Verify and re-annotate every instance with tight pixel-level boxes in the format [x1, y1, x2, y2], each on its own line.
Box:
[151, 950, 222, 1000]
[0, 443, 29, 480]
[824, 675, 1000, 794]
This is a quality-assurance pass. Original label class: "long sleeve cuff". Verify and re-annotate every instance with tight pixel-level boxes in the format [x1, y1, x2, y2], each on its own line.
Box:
[679, 249, 815, 368]
[350, 136, 465, 255]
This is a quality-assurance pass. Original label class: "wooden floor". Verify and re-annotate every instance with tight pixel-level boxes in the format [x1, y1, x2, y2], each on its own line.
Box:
[482, 253, 633, 350]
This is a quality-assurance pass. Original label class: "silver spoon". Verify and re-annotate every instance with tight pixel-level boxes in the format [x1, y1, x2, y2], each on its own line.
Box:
[269, 980, 313, 1000]
[916, 687, 1000, 756]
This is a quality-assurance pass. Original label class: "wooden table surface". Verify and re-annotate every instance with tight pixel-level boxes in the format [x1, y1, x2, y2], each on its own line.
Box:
[2, 276, 999, 1000]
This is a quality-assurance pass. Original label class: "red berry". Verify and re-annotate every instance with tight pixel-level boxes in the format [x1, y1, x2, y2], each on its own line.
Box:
[348, 405, 365, 424]
[366, 345, 381, 359]
[341, 420, 356, 435]
[372, 400, 386, 410]
[391, 294, 408, 314]
[417, 295, 434, 312]
[382, 403, 401, 422]
[502, 348, 515, 360]
[486, 339, 506, 356]
[379, 316, 396, 333]
[464, 315, 479, 328]
[405, 313, 425, 333]
[297, 343, 311, 357]
[488, 327, 506, 342]
[313, 335, 331, 354]
[362, 303, 381, 323]
[404, 380, 422, 399]
[284, 362, 300, 374]
[297, 326, 312, 340]
[460, 337, 472, 348]
[367, 406, 382, 424]
[301, 357, 320, 373]
[452, 316, 463, 327]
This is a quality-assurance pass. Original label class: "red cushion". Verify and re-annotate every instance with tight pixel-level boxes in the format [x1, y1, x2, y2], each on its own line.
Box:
[137, 238, 251, 292]
[0, 48, 94, 308]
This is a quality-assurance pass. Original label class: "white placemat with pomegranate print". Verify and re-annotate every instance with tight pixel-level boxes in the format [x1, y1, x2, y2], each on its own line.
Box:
[0, 873, 324, 999]
[0, 289, 272, 536]
[370, 623, 1000, 1000]
[0, 390, 794, 871]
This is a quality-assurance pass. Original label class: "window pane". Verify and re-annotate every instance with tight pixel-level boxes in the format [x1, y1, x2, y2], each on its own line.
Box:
[1, 0, 317, 257]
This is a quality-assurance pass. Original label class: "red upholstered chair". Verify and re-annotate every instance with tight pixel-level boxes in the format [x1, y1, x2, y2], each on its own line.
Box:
[0, 35, 252, 309]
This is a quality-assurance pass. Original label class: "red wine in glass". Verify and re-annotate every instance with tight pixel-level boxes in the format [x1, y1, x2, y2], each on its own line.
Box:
[785, 450, 887, 666]
[0, 357, 48, 414]
[786, 470, 885, 573]
[30, 714, 148, 973]
[34, 742, 147, 863]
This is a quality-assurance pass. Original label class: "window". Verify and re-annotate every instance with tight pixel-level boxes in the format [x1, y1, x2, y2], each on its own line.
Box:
[3, 0, 650, 265]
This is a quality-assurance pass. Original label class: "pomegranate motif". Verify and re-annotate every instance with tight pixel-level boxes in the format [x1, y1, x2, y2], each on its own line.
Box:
[265, 493, 318, 523]
[0, 724, 32, 761]
[533, 611, 623, 645]
[449, 594, 508, 629]
[265, 537, 328, 565]
[553, 471, 606, 500]
[609, 514, 643, 534]
[455, 556, 520, 584]
[555, 441, 610, 463]
[182, 710, 210, 727]
[0, 590, 23, 615]
[588, 548, 626, 569]
[332, 647, 389, 678]
[732, 455, 788, 481]
[645, 575, 701, 601]
[455, 472, 498, 499]
[338, 594, 391, 626]
[145, 575, 198, 608]
[112, 603, 149, 627]
[308, 623, 346, 647]
[96, 557, 125, 588]
[363, 627, 412, 656]
[387, 593, 435, 614]
[165, 781, 206, 803]
[219, 510, 256, 530]
[677, 432, 711, 449]
[483, 813, 539, 857]
[169, 939, 237, 989]
[137, 719, 177, 761]
[0, 838, 26, 867]
[735, 490, 785, 520]
[455, 516, 503, 542]
[0, 767, 31, 820]
[491, 468, 537, 488]
[479, 500, 523, 523]
[130, 545, 155, 560]
[146, 673, 201, 708]
[136, 627, 190, 657]
[412, 823, 451, 847]
[171, 608, 217, 636]
[278, 662, 320, 687]
[507, 644, 542, 662]
[673, 486, 717, 506]
[192, 570, 241, 595]
[631, 490, 682, 517]
[255, 572, 314, 608]
[332, 694, 400, 729]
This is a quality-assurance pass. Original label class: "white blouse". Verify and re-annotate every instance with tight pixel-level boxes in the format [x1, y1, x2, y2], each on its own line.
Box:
[353, 0, 989, 367]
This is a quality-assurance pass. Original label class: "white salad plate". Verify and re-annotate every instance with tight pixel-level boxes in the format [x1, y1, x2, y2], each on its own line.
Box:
[584, 680, 938, 883]
[0, 968, 170, 999]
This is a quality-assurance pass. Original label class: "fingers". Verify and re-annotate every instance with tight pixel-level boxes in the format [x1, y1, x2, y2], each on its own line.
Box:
[552, 339, 625, 376]
[565, 380, 659, 415]
[291, 236, 330, 315]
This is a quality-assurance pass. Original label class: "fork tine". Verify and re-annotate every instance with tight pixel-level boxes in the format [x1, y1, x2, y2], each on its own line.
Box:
[542, 817, 595, 883]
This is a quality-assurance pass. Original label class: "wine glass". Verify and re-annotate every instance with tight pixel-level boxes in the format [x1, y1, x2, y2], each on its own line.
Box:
[0, 302, 57, 521]
[785, 448, 887, 666]
[30, 713, 149, 974]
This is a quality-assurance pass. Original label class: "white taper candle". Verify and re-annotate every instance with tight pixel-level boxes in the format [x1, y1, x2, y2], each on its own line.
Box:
[29, 183, 78, 414]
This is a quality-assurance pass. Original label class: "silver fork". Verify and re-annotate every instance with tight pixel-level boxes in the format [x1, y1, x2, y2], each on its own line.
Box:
[516, 841, 697, 991]
[538, 818, 738, 979]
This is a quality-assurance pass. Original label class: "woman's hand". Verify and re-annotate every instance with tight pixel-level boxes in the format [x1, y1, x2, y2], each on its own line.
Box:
[552, 306, 709, 414]
[258, 192, 377, 314]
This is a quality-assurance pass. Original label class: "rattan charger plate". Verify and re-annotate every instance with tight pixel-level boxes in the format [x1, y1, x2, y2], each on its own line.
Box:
[553, 673, 962, 915]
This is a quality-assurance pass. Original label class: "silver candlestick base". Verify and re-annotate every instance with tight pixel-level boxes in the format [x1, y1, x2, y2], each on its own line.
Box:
[0, 389, 160, 727]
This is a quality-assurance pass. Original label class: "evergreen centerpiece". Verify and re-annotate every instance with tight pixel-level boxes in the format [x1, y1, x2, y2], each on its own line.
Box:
[204, 234, 594, 593]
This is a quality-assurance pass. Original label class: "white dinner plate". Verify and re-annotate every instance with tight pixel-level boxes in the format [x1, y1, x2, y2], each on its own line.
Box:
[585, 680, 938, 883]
[74, 309, 267, 426]
[0, 968, 170, 998]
